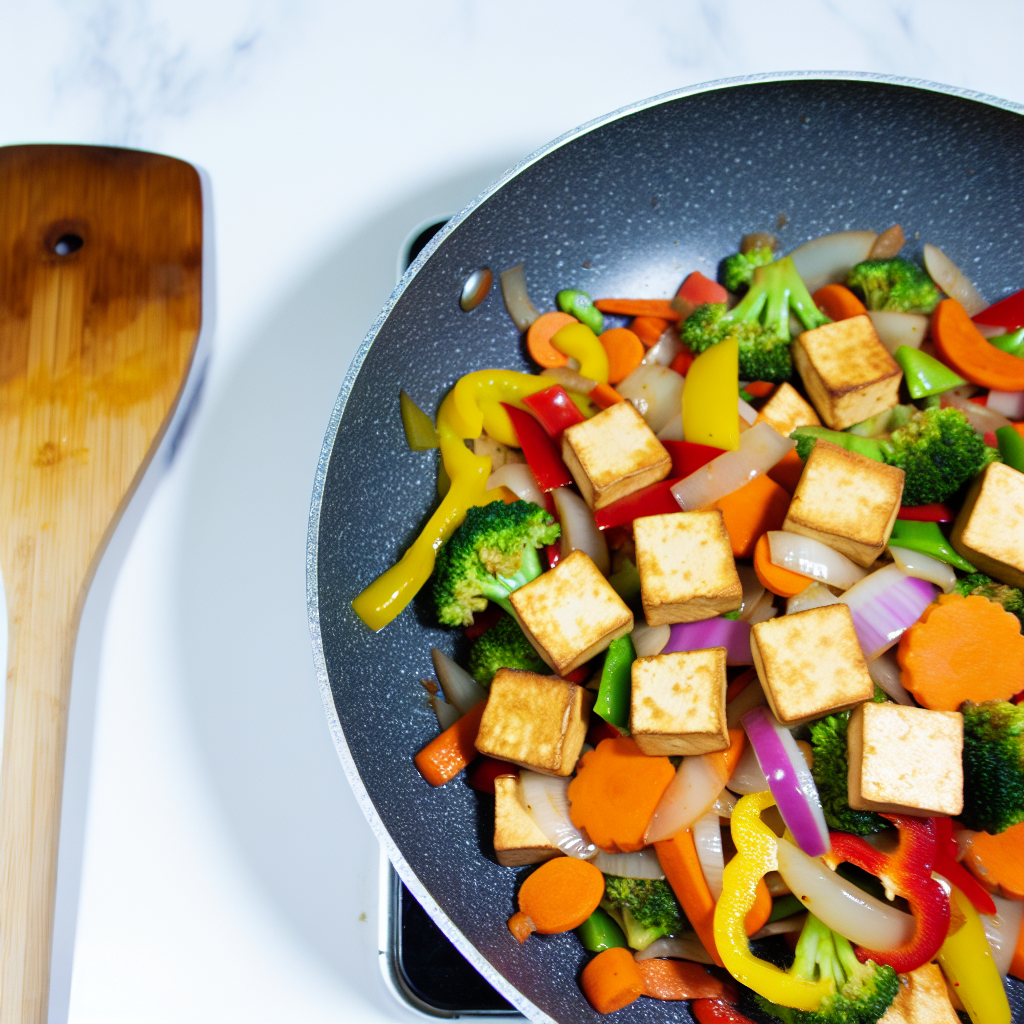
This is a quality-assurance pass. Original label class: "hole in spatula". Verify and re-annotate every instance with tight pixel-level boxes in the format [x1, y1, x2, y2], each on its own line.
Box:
[54, 234, 83, 256]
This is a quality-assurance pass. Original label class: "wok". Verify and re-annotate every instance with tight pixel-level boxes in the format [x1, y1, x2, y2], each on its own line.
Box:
[308, 74, 1024, 1023]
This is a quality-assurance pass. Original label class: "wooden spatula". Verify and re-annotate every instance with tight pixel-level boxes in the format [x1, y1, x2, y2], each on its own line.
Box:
[0, 145, 203, 1023]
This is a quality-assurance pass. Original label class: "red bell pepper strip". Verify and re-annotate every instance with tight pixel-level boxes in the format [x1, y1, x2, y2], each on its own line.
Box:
[969, 393, 989, 406]
[826, 814, 950, 973]
[587, 717, 625, 747]
[692, 999, 754, 1024]
[678, 271, 728, 307]
[661, 440, 726, 479]
[521, 385, 585, 443]
[896, 502, 955, 523]
[973, 288, 1024, 331]
[670, 348, 694, 376]
[464, 602, 504, 640]
[466, 756, 516, 795]
[593, 477, 683, 531]
[501, 403, 574, 491]
[932, 817, 996, 915]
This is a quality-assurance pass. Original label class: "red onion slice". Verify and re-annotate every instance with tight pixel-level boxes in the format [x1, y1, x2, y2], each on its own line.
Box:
[741, 706, 830, 857]
[663, 618, 752, 665]
[838, 564, 937, 660]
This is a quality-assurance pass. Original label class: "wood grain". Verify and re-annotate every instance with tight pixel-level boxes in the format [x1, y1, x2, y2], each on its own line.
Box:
[0, 145, 202, 1023]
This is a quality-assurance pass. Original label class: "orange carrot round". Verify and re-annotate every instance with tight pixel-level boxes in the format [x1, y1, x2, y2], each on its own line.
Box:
[568, 738, 675, 853]
[896, 593, 1024, 711]
[598, 328, 644, 384]
[526, 311, 575, 368]
[753, 533, 811, 598]
[812, 283, 866, 321]
[961, 821, 1024, 901]
[580, 947, 644, 1014]
[932, 298, 1024, 391]
[635, 958, 726, 1001]
[516, 856, 605, 934]
[631, 316, 669, 347]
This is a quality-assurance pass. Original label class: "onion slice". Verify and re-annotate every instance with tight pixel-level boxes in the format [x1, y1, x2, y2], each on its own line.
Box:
[940, 388, 1013, 434]
[540, 366, 599, 394]
[519, 770, 596, 859]
[923, 243, 987, 316]
[663, 618, 752, 665]
[431, 648, 486, 714]
[746, 590, 779, 625]
[986, 390, 1024, 420]
[500, 263, 540, 330]
[866, 311, 929, 354]
[642, 327, 685, 367]
[768, 531, 867, 591]
[486, 462, 545, 507]
[726, 675, 768, 730]
[741, 706, 830, 857]
[726, 739, 770, 794]
[789, 231, 877, 295]
[712, 789, 737, 818]
[738, 397, 758, 425]
[838, 564, 937, 660]
[552, 487, 610, 575]
[656, 412, 684, 441]
[616, 363, 685, 434]
[631, 620, 670, 658]
[693, 809, 725, 901]
[866, 651, 915, 705]
[888, 545, 956, 594]
[634, 935, 715, 964]
[430, 694, 461, 731]
[672, 423, 794, 511]
[736, 565, 766, 620]
[750, 915, 809, 939]
[645, 754, 731, 843]
[592, 848, 665, 879]
[982, 894, 1024, 976]
[786, 582, 840, 615]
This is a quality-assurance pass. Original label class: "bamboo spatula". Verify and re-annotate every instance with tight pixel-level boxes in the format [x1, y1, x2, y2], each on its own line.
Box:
[0, 145, 203, 1023]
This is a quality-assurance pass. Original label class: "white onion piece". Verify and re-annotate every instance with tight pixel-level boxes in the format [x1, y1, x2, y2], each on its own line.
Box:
[786, 582, 840, 615]
[726, 675, 768, 729]
[593, 848, 665, 879]
[975, 322, 1009, 339]
[430, 694, 462, 731]
[713, 789, 738, 818]
[634, 936, 714, 964]
[866, 652, 915, 705]
[726, 739, 770, 793]
[750, 915, 809, 939]
[431, 648, 487, 714]
[642, 328, 685, 367]
[789, 231, 877, 294]
[746, 590, 779, 625]
[738, 397, 758, 425]
[645, 754, 729, 843]
[672, 423, 795, 511]
[520, 770, 596, 859]
[889, 545, 956, 594]
[500, 263, 540, 330]
[923, 243, 987, 316]
[775, 837, 915, 949]
[540, 366, 598, 394]
[839, 564, 937, 660]
[656, 412, 684, 441]
[768, 531, 867, 591]
[693, 810, 725, 901]
[737, 565, 766, 620]
[986, 390, 1024, 420]
[552, 487, 610, 575]
[486, 462, 545, 508]
[982, 894, 1024, 977]
[616, 363, 685, 434]
[940, 389, 1013, 434]
[866, 311, 930, 354]
[631, 620, 671, 658]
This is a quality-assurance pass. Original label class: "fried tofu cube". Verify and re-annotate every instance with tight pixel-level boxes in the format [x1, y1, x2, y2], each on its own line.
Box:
[630, 648, 729, 756]
[950, 461, 1024, 588]
[561, 400, 671, 509]
[793, 315, 902, 430]
[847, 701, 963, 816]
[754, 381, 822, 436]
[783, 439, 905, 567]
[634, 511, 742, 626]
[750, 605, 873, 725]
[879, 964, 960, 1024]
[493, 774, 561, 866]
[475, 668, 591, 776]
[510, 549, 633, 675]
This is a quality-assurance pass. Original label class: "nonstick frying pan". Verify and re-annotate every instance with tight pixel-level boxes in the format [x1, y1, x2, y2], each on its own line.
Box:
[308, 74, 1024, 1023]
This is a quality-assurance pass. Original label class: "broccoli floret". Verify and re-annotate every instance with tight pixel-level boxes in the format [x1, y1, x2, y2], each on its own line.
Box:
[600, 876, 687, 951]
[959, 700, 1024, 835]
[681, 256, 830, 383]
[465, 613, 546, 684]
[431, 500, 560, 627]
[722, 246, 775, 293]
[954, 573, 1024, 629]
[845, 258, 942, 314]
[754, 914, 899, 1024]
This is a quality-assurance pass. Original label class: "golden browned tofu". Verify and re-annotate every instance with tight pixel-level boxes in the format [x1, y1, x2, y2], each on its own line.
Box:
[634, 511, 742, 626]
[793, 315, 902, 429]
[847, 701, 963, 816]
[493, 774, 561, 866]
[950, 461, 1024, 588]
[750, 605, 873, 725]
[561, 400, 671, 509]
[754, 381, 822, 436]
[630, 648, 729, 756]
[510, 549, 633, 675]
[879, 964, 960, 1024]
[783, 440, 905, 567]
[475, 668, 591, 776]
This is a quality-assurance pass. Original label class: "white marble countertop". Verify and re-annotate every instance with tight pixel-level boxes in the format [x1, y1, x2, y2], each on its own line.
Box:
[1, 2, 1022, 1021]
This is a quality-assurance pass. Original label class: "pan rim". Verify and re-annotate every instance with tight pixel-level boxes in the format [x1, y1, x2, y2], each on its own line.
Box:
[306, 71, 1023, 1023]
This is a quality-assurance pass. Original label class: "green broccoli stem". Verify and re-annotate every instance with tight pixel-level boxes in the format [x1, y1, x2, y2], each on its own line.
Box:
[724, 256, 829, 340]
[478, 543, 545, 612]
[790, 914, 828, 981]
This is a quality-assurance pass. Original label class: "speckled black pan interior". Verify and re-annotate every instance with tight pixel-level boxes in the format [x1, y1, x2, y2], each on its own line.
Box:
[310, 77, 1024, 1023]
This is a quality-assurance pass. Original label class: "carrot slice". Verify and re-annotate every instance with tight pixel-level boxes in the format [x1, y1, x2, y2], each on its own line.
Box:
[594, 298, 682, 321]
[631, 316, 669, 346]
[599, 328, 644, 384]
[677, 271, 728, 307]
[705, 727, 746, 782]
[962, 820, 1024, 902]
[590, 382, 625, 408]
[413, 701, 486, 786]
[709, 474, 791, 558]
[896, 593, 1024, 711]
[568, 737, 675, 853]
[507, 910, 535, 944]
[526, 311, 575, 368]
[516, 856, 605, 933]
[812, 283, 866, 321]
[670, 348, 695, 376]
[932, 298, 1024, 391]
[766, 448, 805, 495]
[580, 947, 644, 1014]
[636, 959, 727, 1001]
[753, 533, 810, 598]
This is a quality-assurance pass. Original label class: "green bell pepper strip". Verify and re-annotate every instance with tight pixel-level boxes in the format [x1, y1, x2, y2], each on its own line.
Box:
[399, 390, 438, 450]
[576, 908, 628, 953]
[995, 425, 1024, 474]
[893, 345, 966, 399]
[888, 519, 976, 572]
[989, 326, 1024, 357]
[594, 634, 635, 731]
[556, 288, 604, 335]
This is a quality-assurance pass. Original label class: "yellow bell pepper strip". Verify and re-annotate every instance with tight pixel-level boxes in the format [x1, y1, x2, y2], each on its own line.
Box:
[351, 371, 553, 631]
[936, 884, 1010, 1024]
[682, 336, 740, 451]
[550, 322, 609, 383]
[713, 791, 833, 1011]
